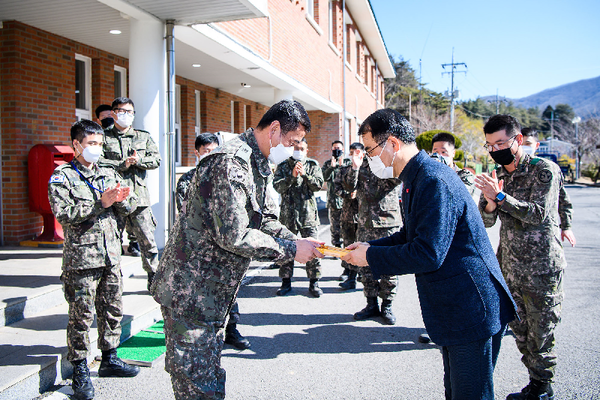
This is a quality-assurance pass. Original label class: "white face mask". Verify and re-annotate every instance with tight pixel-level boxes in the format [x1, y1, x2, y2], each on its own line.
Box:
[432, 152, 453, 166]
[116, 112, 135, 128]
[292, 150, 305, 161]
[521, 145, 535, 156]
[268, 133, 294, 165]
[367, 140, 396, 179]
[78, 143, 102, 164]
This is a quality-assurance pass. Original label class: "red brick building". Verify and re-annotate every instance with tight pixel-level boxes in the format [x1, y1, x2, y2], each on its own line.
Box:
[0, 0, 394, 246]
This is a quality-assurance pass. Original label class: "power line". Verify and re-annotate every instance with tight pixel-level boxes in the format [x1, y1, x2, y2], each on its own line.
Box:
[441, 48, 467, 132]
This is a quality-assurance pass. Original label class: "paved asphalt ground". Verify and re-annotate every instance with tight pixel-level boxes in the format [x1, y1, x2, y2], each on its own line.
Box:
[41, 184, 600, 399]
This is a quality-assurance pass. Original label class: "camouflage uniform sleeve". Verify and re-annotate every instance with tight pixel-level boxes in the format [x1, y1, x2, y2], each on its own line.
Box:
[341, 165, 360, 192]
[499, 163, 560, 225]
[110, 169, 138, 216]
[273, 161, 300, 194]
[558, 183, 573, 230]
[48, 170, 105, 226]
[203, 156, 296, 262]
[137, 133, 161, 170]
[303, 160, 324, 192]
[260, 176, 297, 241]
[99, 136, 129, 172]
[322, 160, 335, 182]
[458, 169, 476, 195]
[478, 193, 498, 228]
[334, 166, 352, 199]
[175, 170, 193, 213]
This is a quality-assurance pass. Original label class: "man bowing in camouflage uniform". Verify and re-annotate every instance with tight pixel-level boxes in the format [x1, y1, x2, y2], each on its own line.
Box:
[49, 120, 140, 400]
[151, 100, 324, 400]
[99, 97, 161, 289]
[273, 138, 324, 297]
[475, 114, 567, 400]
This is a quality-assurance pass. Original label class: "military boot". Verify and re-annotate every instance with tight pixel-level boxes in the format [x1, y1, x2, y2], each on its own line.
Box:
[127, 241, 141, 257]
[506, 379, 554, 400]
[380, 299, 396, 325]
[225, 324, 251, 350]
[339, 267, 350, 281]
[276, 278, 292, 296]
[98, 349, 140, 378]
[308, 279, 323, 298]
[71, 359, 94, 400]
[339, 270, 357, 290]
[354, 297, 380, 320]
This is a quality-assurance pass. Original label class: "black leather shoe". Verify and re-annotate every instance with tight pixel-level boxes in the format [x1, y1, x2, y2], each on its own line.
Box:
[225, 327, 251, 350]
[308, 279, 323, 298]
[380, 300, 396, 325]
[71, 359, 94, 400]
[354, 297, 380, 320]
[276, 278, 292, 296]
[339, 279, 356, 290]
[506, 379, 554, 400]
[98, 349, 140, 378]
[127, 242, 141, 257]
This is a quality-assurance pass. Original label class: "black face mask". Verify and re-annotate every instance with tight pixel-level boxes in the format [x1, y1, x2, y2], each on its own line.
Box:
[332, 149, 343, 158]
[489, 148, 515, 166]
[100, 117, 114, 129]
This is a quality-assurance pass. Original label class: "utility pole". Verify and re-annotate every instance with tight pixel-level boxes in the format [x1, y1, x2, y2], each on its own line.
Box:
[441, 48, 467, 132]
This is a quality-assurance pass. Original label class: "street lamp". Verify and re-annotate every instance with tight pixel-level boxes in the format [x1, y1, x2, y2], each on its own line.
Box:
[572, 116, 581, 180]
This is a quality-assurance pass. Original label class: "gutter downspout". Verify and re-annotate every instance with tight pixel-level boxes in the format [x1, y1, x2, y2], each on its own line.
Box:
[166, 21, 176, 233]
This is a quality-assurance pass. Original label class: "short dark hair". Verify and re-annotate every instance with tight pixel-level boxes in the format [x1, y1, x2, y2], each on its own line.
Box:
[332, 140, 343, 147]
[112, 97, 135, 110]
[521, 127, 538, 139]
[71, 119, 103, 142]
[300, 137, 308, 144]
[257, 100, 311, 134]
[349, 142, 364, 151]
[195, 133, 219, 150]
[95, 104, 112, 118]
[358, 109, 415, 144]
[483, 114, 521, 137]
[431, 132, 456, 148]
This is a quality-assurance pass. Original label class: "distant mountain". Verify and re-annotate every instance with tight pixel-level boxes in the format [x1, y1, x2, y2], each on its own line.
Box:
[483, 76, 600, 119]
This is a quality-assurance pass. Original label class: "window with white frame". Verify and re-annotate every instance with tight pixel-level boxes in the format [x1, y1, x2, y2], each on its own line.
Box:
[307, 0, 315, 20]
[75, 54, 91, 120]
[174, 84, 182, 166]
[194, 90, 201, 136]
[114, 66, 127, 98]
[328, 1, 333, 43]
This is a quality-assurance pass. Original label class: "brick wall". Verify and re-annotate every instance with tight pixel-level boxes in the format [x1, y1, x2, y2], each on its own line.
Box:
[0, 21, 127, 244]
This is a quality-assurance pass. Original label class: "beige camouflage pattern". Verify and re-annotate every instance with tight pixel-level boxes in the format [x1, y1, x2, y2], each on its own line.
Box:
[479, 154, 567, 382]
[151, 129, 297, 400]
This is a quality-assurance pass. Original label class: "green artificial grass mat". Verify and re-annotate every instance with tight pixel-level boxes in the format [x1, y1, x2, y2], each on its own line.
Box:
[116, 321, 166, 366]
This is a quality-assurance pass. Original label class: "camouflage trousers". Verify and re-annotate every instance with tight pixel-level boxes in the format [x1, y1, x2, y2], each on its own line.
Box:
[328, 207, 343, 247]
[356, 227, 399, 300]
[340, 218, 358, 272]
[61, 265, 123, 361]
[162, 307, 226, 400]
[118, 206, 159, 273]
[279, 225, 321, 280]
[504, 269, 564, 382]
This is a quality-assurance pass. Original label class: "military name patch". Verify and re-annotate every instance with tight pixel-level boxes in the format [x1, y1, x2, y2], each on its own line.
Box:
[49, 175, 64, 183]
[537, 169, 552, 184]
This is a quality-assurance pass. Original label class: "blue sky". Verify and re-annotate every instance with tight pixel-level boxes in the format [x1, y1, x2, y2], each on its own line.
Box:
[370, 0, 600, 100]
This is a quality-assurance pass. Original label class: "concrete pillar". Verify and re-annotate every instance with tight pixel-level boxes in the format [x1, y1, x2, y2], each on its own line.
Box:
[129, 18, 168, 249]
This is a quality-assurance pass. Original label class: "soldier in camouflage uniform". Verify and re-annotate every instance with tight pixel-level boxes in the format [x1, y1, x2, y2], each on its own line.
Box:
[150, 100, 323, 400]
[99, 97, 161, 289]
[176, 133, 219, 213]
[48, 120, 141, 400]
[475, 115, 568, 400]
[273, 138, 325, 297]
[175, 132, 250, 350]
[335, 142, 363, 290]
[431, 132, 476, 196]
[340, 144, 402, 325]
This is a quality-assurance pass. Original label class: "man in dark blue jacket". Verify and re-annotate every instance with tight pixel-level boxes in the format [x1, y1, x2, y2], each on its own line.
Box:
[342, 109, 517, 400]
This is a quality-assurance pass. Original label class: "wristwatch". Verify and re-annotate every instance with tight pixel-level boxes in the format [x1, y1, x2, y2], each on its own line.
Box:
[494, 191, 506, 203]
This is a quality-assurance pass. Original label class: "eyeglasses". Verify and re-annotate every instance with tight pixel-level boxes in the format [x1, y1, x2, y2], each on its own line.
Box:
[365, 139, 388, 160]
[113, 108, 135, 115]
[483, 135, 517, 152]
